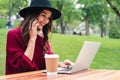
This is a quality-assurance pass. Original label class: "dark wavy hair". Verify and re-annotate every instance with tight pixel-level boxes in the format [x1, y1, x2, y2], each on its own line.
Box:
[19, 11, 53, 52]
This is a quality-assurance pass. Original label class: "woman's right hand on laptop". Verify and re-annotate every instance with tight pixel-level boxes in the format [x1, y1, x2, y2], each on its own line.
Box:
[58, 59, 74, 68]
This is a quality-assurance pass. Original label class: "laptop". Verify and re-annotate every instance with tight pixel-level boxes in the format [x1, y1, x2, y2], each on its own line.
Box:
[57, 41, 101, 74]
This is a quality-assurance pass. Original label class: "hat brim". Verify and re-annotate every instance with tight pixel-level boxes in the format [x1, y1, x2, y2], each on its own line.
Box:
[19, 6, 61, 20]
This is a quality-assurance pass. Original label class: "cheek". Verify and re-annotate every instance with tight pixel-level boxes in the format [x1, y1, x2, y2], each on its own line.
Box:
[37, 16, 42, 22]
[46, 20, 49, 24]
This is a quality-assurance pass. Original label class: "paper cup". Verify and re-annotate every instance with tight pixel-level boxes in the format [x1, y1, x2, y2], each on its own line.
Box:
[44, 54, 59, 76]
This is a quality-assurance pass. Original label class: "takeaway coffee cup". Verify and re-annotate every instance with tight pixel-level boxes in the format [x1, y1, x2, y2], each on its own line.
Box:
[44, 54, 59, 76]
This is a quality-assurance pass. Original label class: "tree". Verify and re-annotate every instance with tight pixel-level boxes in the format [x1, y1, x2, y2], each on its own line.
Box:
[8, 0, 28, 19]
[0, 0, 8, 16]
[106, 0, 120, 17]
[109, 23, 120, 39]
[77, 0, 109, 37]
[0, 0, 28, 19]
[50, 0, 78, 34]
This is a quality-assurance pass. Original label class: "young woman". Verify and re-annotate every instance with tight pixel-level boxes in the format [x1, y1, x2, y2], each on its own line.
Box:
[6, 0, 73, 75]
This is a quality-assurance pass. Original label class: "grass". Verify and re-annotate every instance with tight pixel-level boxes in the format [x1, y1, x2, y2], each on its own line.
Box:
[49, 34, 120, 70]
[0, 29, 7, 75]
[0, 29, 120, 76]
[0, 18, 7, 28]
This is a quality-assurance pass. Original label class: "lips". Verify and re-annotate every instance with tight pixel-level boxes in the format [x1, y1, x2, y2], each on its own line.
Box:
[40, 22, 44, 27]
[38, 22, 44, 30]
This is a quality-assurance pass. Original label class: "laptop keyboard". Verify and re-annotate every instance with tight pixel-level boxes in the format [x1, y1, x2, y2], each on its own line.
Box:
[58, 65, 73, 71]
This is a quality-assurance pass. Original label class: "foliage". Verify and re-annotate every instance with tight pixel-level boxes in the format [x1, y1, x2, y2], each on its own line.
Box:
[0, 0, 8, 16]
[109, 24, 120, 39]
[10, 0, 28, 14]
[77, 0, 110, 37]
[0, 0, 28, 17]
[50, 0, 81, 33]
[0, 18, 7, 28]
[1, 0, 120, 36]
[106, 0, 120, 19]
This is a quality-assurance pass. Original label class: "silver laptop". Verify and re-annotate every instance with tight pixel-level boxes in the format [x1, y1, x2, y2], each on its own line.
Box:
[57, 41, 101, 74]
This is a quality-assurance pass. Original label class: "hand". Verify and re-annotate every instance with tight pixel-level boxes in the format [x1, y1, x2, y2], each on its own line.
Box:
[58, 59, 74, 68]
[63, 59, 74, 66]
[29, 19, 39, 40]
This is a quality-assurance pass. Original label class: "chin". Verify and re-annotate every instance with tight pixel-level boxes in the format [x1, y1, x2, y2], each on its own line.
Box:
[37, 26, 43, 31]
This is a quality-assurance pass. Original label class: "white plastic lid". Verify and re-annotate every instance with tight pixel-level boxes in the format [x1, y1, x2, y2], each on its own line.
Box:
[44, 54, 59, 58]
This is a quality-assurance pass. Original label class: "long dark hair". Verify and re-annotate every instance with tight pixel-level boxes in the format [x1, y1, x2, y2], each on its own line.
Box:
[19, 11, 53, 52]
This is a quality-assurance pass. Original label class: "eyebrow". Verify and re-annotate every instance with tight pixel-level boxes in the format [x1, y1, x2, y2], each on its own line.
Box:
[41, 11, 47, 15]
[41, 11, 51, 18]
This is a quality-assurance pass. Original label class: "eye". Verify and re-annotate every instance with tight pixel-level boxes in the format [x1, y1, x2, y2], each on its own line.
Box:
[40, 12, 51, 21]
[41, 13, 46, 17]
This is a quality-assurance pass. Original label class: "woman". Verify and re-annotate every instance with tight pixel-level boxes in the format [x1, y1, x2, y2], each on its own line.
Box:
[6, 0, 73, 75]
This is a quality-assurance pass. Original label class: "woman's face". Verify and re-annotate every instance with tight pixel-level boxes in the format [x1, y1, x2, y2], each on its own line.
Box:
[37, 9, 52, 30]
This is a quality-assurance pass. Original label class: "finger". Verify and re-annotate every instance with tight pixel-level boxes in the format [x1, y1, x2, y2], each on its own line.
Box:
[33, 19, 39, 26]
[63, 60, 74, 66]
[31, 23, 38, 32]
[29, 20, 33, 30]
[32, 20, 37, 28]
[29, 19, 37, 30]
[59, 63, 67, 68]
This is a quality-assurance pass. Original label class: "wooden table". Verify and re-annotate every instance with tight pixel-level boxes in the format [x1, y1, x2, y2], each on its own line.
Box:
[0, 69, 120, 80]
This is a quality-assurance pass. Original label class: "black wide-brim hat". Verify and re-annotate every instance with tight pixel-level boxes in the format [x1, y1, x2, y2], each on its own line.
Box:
[19, 0, 61, 20]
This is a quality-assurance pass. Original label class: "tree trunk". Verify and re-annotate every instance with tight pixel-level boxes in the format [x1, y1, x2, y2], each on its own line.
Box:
[56, 0, 65, 34]
[85, 14, 90, 36]
[8, 0, 12, 19]
[104, 15, 108, 36]
[100, 23, 104, 38]
[59, 17, 65, 34]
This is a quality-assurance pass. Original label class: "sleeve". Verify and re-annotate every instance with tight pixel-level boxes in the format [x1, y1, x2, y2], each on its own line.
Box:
[6, 30, 38, 72]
